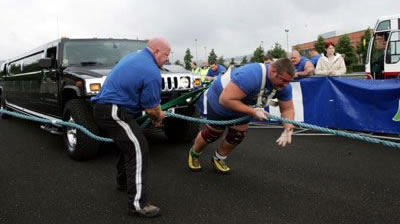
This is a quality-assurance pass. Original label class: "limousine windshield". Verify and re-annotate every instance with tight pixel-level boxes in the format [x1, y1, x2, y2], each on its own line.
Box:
[62, 39, 147, 67]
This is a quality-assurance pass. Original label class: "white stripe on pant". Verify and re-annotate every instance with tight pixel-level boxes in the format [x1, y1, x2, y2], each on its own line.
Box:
[111, 105, 143, 210]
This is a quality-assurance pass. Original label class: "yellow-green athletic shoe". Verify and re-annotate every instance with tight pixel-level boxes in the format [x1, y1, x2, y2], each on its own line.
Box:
[188, 147, 202, 171]
[211, 156, 231, 174]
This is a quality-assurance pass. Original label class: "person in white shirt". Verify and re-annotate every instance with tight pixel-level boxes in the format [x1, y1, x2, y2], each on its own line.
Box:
[315, 42, 346, 76]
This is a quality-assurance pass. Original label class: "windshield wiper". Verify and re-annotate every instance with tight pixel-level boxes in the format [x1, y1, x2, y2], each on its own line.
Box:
[80, 61, 103, 66]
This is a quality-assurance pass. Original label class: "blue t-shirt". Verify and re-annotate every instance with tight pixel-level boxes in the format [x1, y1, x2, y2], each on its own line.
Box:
[310, 54, 320, 67]
[295, 56, 310, 72]
[91, 48, 161, 112]
[198, 63, 292, 117]
[206, 64, 226, 77]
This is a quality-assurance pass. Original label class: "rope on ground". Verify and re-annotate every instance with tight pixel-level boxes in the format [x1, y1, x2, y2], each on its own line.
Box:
[165, 112, 400, 149]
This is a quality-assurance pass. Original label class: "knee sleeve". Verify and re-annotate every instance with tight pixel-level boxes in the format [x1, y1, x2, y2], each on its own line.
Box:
[201, 125, 224, 143]
[225, 128, 247, 145]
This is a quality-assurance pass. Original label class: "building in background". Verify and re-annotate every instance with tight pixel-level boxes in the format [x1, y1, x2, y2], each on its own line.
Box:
[292, 29, 367, 57]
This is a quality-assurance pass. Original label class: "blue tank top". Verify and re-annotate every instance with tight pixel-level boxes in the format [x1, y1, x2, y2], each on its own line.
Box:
[295, 56, 309, 72]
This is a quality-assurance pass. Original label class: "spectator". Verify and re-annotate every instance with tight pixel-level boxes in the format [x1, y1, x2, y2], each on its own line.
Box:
[310, 49, 321, 68]
[191, 61, 201, 76]
[199, 61, 209, 82]
[206, 60, 226, 80]
[264, 55, 274, 64]
[315, 42, 346, 76]
[290, 50, 314, 78]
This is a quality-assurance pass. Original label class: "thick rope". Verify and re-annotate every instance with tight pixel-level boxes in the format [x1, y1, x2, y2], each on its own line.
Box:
[1, 108, 399, 148]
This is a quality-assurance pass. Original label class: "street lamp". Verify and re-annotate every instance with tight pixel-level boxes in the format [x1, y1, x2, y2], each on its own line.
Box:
[170, 51, 174, 63]
[195, 38, 198, 62]
[284, 29, 289, 52]
[204, 46, 207, 61]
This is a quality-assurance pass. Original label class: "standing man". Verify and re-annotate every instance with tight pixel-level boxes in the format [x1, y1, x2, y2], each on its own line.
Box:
[91, 38, 170, 218]
[188, 58, 296, 174]
[205, 60, 226, 81]
[290, 50, 314, 78]
[191, 61, 201, 76]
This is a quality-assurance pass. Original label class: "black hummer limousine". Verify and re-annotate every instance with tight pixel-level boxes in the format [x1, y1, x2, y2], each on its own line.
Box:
[0, 38, 201, 160]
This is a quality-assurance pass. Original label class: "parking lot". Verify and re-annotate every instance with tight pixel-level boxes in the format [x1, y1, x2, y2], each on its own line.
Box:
[1, 117, 400, 224]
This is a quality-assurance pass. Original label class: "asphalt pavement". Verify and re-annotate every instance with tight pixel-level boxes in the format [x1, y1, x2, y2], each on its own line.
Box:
[1, 117, 400, 224]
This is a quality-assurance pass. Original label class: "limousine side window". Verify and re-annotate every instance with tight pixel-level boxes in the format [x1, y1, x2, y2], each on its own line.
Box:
[9, 60, 23, 75]
[23, 52, 43, 73]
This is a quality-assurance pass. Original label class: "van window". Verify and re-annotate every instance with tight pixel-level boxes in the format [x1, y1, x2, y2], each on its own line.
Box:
[376, 20, 391, 32]
[386, 31, 400, 64]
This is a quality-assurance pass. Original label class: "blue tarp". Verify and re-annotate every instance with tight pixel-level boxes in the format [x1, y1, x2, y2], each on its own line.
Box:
[294, 77, 400, 134]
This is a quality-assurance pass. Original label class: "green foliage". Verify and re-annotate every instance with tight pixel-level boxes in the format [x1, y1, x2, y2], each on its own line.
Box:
[183, 48, 193, 70]
[314, 35, 325, 54]
[217, 56, 225, 66]
[356, 28, 372, 64]
[229, 58, 236, 66]
[250, 46, 265, 63]
[266, 43, 287, 59]
[208, 49, 218, 63]
[240, 56, 248, 65]
[174, 60, 182, 65]
[336, 34, 358, 68]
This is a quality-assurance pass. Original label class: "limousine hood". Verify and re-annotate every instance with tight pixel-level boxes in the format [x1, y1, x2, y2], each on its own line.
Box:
[64, 66, 111, 78]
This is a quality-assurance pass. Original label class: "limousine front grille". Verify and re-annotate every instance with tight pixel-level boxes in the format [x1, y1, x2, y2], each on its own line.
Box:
[161, 75, 192, 91]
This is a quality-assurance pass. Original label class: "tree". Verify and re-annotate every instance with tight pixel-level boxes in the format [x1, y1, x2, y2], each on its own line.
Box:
[229, 58, 236, 67]
[217, 56, 225, 66]
[250, 46, 265, 63]
[174, 60, 182, 65]
[240, 56, 248, 65]
[356, 28, 372, 64]
[266, 43, 287, 59]
[208, 49, 217, 63]
[336, 34, 358, 70]
[183, 48, 193, 70]
[314, 35, 325, 54]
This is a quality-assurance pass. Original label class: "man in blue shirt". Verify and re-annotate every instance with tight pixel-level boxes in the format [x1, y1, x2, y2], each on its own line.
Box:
[188, 58, 296, 174]
[92, 38, 170, 218]
[310, 49, 321, 68]
[290, 50, 314, 78]
[205, 60, 226, 80]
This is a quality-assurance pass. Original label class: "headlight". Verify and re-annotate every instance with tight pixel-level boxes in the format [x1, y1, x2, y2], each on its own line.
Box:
[179, 77, 190, 88]
[90, 83, 101, 92]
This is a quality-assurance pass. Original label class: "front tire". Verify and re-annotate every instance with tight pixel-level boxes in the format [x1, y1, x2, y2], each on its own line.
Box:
[63, 99, 100, 160]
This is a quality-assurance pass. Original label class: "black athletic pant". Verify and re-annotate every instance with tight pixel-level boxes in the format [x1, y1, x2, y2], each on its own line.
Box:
[93, 103, 149, 210]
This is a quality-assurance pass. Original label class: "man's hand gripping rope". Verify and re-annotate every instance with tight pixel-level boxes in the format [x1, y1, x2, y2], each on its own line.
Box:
[252, 107, 293, 147]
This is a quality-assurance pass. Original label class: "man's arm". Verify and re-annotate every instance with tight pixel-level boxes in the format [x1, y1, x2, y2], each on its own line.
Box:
[144, 105, 165, 126]
[219, 81, 265, 120]
[296, 61, 314, 77]
[278, 100, 295, 130]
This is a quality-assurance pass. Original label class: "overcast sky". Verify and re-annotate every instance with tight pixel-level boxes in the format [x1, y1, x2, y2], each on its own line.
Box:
[0, 0, 398, 62]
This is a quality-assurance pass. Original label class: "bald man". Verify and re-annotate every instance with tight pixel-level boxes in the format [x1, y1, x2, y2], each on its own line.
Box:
[92, 37, 170, 218]
[290, 50, 314, 77]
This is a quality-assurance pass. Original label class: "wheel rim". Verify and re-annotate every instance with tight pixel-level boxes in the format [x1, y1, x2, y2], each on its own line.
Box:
[66, 116, 77, 151]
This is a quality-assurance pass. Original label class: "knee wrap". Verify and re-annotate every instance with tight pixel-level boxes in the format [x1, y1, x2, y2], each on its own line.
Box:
[225, 128, 247, 145]
[201, 125, 223, 143]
